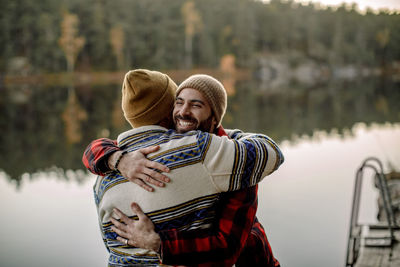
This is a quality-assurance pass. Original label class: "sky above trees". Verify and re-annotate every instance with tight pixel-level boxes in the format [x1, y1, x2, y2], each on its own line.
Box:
[292, 0, 400, 12]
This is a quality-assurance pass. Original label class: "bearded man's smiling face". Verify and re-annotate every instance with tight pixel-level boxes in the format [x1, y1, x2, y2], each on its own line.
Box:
[173, 88, 217, 133]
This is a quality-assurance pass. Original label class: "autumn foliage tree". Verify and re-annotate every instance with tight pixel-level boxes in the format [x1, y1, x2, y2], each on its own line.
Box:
[58, 11, 85, 72]
[1, 0, 399, 72]
[181, 1, 203, 69]
[110, 25, 125, 70]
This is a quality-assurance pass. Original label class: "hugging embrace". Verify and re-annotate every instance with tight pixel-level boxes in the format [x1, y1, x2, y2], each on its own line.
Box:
[83, 69, 284, 267]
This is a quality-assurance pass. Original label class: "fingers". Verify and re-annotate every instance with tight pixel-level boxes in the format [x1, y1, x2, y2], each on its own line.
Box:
[139, 145, 161, 155]
[131, 178, 154, 192]
[130, 202, 146, 220]
[116, 236, 130, 245]
[142, 172, 169, 187]
[129, 170, 166, 187]
[143, 164, 170, 183]
[111, 209, 138, 247]
[113, 208, 133, 225]
[111, 220, 127, 238]
[111, 216, 130, 241]
[120, 145, 171, 190]
[145, 160, 170, 174]
[128, 171, 168, 188]
[116, 236, 136, 247]
[139, 146, 170, 174]
[110, 216, 126, 231]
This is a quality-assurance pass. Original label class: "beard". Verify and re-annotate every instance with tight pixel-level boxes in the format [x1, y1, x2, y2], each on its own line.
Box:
[197, 115, 215, 133]
[174, 114, 215, 133]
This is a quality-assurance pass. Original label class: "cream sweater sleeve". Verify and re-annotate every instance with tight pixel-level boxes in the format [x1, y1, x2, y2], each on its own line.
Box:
[202, 131, 284, 192]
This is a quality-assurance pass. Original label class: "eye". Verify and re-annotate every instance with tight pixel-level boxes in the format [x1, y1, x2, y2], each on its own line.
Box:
[192, 103, 203, 108]
[175, 100, 183, 106]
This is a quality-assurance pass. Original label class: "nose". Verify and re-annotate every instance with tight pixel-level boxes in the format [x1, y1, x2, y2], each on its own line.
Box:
[178, 103, 191, 116]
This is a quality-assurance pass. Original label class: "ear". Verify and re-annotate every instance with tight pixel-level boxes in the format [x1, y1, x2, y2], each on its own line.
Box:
[211, 116, 217, 126]
[211, 116, 218, 132]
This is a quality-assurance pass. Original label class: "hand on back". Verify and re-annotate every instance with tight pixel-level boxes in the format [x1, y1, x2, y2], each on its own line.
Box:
[111, 145, 170, 192]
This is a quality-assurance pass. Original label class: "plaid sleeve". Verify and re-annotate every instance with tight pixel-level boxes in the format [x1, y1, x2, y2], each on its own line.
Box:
[158, 186, 258, 267]
[216, 125, 228, 137]
[82, 138, 119, 176]
[236, 218, 281, 267]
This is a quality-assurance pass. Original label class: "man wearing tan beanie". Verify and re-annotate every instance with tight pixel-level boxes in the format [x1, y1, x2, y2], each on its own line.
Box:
[86, 70, 283, 266]
[121, 69, 176, 129]
[173, 74, 227, 133]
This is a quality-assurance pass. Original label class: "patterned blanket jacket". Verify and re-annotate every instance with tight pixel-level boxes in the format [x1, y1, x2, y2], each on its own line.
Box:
[93, 125, 284, 266]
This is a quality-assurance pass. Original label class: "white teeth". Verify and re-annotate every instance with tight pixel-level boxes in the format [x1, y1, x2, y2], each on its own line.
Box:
[179, 120, 194, 127]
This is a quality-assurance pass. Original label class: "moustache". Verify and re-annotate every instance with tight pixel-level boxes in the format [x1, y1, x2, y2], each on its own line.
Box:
[174, 115, 198, 123]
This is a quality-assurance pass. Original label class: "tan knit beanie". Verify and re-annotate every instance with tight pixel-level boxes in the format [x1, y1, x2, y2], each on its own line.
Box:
[122, 69, 177, 128]
[176, 74, 227, 127]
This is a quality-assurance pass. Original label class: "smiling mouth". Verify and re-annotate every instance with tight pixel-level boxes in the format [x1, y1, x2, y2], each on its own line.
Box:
[177, 119, 196, 127]
[175, 116, 198, 129]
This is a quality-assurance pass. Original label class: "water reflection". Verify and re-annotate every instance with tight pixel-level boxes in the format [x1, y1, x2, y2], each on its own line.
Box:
[257, 122, 400, 267]
[1, 123, 399, 267]
[0, 172, 107, 267]
[1, 73, 399, 266]
[2, 77, 399, 184]
[225, 77, 400, 141]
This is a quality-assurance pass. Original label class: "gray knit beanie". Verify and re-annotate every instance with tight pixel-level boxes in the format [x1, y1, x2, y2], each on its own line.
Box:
[176, 74, 227, 127]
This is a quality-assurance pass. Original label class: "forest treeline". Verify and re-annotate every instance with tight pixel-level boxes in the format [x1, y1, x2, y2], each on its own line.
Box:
[1, 0, 399, 74]
[1, 76, 399, 183]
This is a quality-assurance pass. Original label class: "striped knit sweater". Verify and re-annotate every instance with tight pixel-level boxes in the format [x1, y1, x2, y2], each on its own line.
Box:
[93, 125, 284, 266]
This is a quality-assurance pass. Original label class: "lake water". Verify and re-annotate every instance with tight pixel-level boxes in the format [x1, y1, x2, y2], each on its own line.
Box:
[0, 76, 399, 266]
[257, 123, 400, 267]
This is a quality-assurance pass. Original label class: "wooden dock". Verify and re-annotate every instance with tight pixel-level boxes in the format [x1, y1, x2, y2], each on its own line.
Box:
[354, 228, 400, 267]
[347, 166, 400, 267]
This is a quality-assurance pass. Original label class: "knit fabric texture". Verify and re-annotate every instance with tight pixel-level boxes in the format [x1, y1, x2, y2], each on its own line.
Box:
[93, 126, 284, 266]
[121, 69, 177, 128]
[176, 74, 227, 127]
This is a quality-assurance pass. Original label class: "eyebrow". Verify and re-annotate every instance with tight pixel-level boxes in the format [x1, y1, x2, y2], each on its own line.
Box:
[176, 97, 205, 105]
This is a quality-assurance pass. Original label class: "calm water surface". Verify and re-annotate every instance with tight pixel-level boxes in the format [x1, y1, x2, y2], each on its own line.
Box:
[1, 123, 398, 267]
[257, 123, 400, 267]
[0, 77, 399, 267]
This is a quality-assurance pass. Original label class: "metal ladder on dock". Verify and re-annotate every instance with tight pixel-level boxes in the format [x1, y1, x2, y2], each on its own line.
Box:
[345, 157, 399, 267]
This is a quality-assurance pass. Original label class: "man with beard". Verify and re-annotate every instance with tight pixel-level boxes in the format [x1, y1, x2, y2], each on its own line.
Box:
[85, 70, 282, 266]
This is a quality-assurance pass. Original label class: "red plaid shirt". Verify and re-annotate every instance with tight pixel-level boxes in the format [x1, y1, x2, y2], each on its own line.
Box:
[82, 133, 280, 267]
